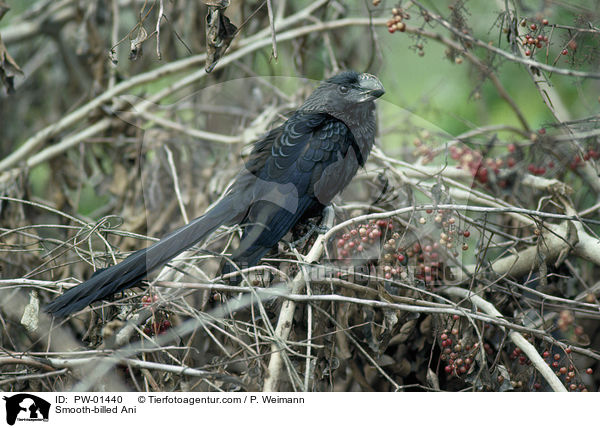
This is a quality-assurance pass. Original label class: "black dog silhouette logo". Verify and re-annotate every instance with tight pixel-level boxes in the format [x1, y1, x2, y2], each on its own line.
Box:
[3, 394, 50, 425]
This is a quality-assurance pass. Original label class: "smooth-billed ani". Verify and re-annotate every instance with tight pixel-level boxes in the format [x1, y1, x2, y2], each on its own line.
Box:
[45, 71, 385, 316]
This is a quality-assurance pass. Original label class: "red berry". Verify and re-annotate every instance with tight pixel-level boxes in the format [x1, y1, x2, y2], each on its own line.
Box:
[444, 365, 453, 374]
[542, 351, 550, 358]
[561, 49, 568, 55]
[586, 368, 593, 375]
[565, 347, 572, 354]
[508, 143, 516, 153]
[525, 49, 532, 56]
[463, 230, 470, 238]
[530, 23, 537, 30]
[554, 354, 561, 360]
[441, 333, 448, 341]
[542, 18, 549, 25]
[477, 167, 488, 183]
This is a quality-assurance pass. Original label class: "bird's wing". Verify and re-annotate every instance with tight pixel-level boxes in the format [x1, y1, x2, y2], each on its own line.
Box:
[224, 112, 359, 268]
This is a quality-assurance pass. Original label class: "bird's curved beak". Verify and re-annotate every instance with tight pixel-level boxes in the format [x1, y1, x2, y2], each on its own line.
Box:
[358, 73, 385, 101]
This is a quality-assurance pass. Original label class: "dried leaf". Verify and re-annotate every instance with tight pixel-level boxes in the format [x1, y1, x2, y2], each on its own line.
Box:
[205, 6, 237, 72]
[0, 34, 23, 94]
[129, 26, 148, 61]
[389, 318, 417, 345]
[426, 368, 440, 390]
[20, 292, 39, 332]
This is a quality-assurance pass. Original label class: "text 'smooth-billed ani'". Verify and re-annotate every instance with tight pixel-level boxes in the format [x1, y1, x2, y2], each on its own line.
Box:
[45, 71, 385, 317]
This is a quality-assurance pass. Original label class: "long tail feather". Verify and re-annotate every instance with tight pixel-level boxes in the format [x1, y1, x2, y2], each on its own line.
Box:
[45, 196, 239, 316]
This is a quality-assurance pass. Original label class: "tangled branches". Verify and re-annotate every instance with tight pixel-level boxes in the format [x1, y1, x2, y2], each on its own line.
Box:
[0, 0, 599, 392]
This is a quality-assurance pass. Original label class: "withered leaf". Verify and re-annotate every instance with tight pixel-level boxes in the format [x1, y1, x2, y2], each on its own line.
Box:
[0, 33, 23, 94]
[205, 5, 237, 72]
[129, 26, 148, 61]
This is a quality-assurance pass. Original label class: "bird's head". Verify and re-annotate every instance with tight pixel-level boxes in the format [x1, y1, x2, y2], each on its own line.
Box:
[299, 71, 385, 116]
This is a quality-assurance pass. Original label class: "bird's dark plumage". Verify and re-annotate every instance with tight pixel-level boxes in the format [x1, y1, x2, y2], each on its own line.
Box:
[45, 71, 384, 316]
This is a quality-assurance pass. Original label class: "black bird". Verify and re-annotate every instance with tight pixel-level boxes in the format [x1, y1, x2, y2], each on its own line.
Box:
[45, 71, 385, 316]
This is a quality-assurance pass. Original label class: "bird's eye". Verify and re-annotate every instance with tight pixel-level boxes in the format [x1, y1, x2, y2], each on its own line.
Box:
[339, 85, 349, 94]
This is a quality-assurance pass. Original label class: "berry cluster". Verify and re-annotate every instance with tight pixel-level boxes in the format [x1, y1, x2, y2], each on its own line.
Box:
[540, 348, 591, 392]
[335, 219, 413, 281]
[335, 219, 390, 260]
[141, 294, 159, 307]
[556, 309, 587, 344]
[385, 6, 429, 56]
[442, 138, 599, 187]
[386, 7, 409, 34]
[422, 209, 471, 254]
[509, 346, 531, 366]
[142, 318, 172, 336]
[449, 144, 503, 184]
[439, 316, 478, 377]
[334, 211, 471, 283]
[519, 18, 553, 56]
[570, 148, 600, 170]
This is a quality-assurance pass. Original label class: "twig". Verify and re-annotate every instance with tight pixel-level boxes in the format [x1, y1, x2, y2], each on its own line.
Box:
[155, 0, 164, 60]
[0, 13, 381, 178]
[266, 0, 277, 60]
[164, 145, 189, 224]
[411, 0, 600, 79]
[263, 206, 335, 391]
[0, 0, 330, 174]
